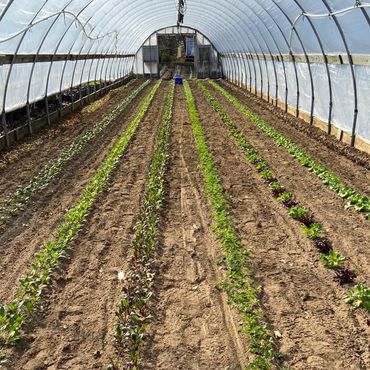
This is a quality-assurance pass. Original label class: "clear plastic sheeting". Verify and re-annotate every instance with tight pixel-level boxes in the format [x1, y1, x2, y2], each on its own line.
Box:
[0, 0, 369, 146]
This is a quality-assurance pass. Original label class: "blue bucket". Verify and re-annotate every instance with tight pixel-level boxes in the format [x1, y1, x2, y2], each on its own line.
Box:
[175, 76, 183, 85]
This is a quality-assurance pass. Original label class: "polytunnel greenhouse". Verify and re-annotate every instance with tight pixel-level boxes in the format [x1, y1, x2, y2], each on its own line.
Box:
[0, 0, 369, 368]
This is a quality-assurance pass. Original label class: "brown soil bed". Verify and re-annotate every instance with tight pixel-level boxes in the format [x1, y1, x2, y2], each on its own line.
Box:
[191, 81, 369, 370]
[6, 82, 170, 369]
[1, 80, 369, 369]
[0, 81, 153, 303]
[141, 85, 247, 369]
[0, 78, 142, 203]
[219, 80, 370, 184]
[204, 81, 370, 283]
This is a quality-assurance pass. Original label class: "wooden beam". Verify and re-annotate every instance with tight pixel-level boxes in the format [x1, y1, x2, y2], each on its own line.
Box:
[0, 53, 135, 65]
[220, 52, 370, 66]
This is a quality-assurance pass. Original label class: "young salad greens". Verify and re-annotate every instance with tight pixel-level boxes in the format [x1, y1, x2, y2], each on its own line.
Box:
[113, 82, 174, 369]
[196, 80, 368, 311]
[0, 80, 161, 346]
[0, 80, 150, 226]
[184, 80, 277, 370]
[208, 80, 370, 221]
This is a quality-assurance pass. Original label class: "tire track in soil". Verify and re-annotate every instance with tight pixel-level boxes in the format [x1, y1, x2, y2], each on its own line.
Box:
[142, 85, 247, 370]
[206, 82, 370, 283]
[219, 80, 370, 190]
[191, 82, 369, 370]
[0, 82, 153, 304]
[7, 82, 170, 370]
[0, 79, 141, 204]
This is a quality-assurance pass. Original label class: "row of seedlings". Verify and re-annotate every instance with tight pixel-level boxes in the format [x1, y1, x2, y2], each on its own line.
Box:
[112, 82, 175, 369]
[196, 80, 370, 313]
[0, 80, 150, 226]
[0, 81, 162, 350]
[184, 80, 278, 370]
[209, 81, 370, 221]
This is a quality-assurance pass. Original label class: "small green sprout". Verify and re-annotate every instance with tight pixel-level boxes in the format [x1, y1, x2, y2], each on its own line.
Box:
[260, 170, 275, 181]
[345, 284, 370, 311]
[320, 250, 347, 269]
[277, 192, 294, 203]
[301, 223, 322, 240]
[288, 205, 311, 221]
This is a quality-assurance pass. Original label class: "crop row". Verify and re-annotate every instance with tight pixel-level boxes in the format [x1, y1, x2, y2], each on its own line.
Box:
[196, 80, 370, 312]
[184, 80, 277, 370]
[112, 82, 174, 369]
[0, 80, 162, 348]
[209, 81, 370, 221]
[0, 80, 150, 226]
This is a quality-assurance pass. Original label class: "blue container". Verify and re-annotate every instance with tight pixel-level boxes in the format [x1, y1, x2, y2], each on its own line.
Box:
[175, 76, 183, 85]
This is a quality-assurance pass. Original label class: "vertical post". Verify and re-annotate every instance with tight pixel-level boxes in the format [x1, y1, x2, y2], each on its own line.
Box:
[142, 47, 145, 78]
[58, 93, 63, 117]
[45, 96, 50, 126]
[149, 35, 152, 79]
[26, 103, 33, 134]
[2, 112, 9, 147]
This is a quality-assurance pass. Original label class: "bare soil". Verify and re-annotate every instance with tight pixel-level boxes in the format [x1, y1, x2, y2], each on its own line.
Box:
[0, 78, 142, 203]
[6, 82, 170, 369]
[205, 81, 370, 283]
[191, 81, 369, 370]
[142, 85, 247, 369]
[0, 81, 152, 303]
[1, 80, 369, 370]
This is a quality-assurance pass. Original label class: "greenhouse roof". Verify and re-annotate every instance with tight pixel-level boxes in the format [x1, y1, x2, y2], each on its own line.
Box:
[0, 0, 369, 55]
[1, 0, 370, 149]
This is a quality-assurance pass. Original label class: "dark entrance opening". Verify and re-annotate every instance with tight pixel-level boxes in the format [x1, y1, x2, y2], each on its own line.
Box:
[158, 33, 195, 79]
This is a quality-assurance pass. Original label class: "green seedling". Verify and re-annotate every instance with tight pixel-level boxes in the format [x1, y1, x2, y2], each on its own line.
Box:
[185, 81, 277, 369]
[255, 161, 269, 172]
[345, 284, 370, 311]
[277, 192, 294, 203]
[288, 205, 311, 221]
[260, 170, 275, 181]
[0, 81, 162, 345]
[301, 223, 322, 240]
[320, 250, 347, 269]
[115, 82, 174, 367]
[268, 181, 285, 196]
[208, 80, 370, 221]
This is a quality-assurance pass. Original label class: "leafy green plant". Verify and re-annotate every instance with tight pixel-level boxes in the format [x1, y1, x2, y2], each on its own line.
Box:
[184, 80, 277, 369]
[255, 161, 269, 172]
[208, 80, 370, 221]
[260, 170, 276, 181]
[345, 284, 370, 311]
[0, 80, 150, 226]
[277, 192, 293, 203]
[268, 182, 285, 197]
[288, 205, 311, 223]
[115, 82, 174, 368]
[301, 223, 322, 240]
[320, 251, 347, 269]
[0, 81, 162, 345]
[196, 80, 365, 311]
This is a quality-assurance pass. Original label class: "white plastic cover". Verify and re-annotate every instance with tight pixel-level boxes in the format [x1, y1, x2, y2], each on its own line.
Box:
[0, 0, 369, 144]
